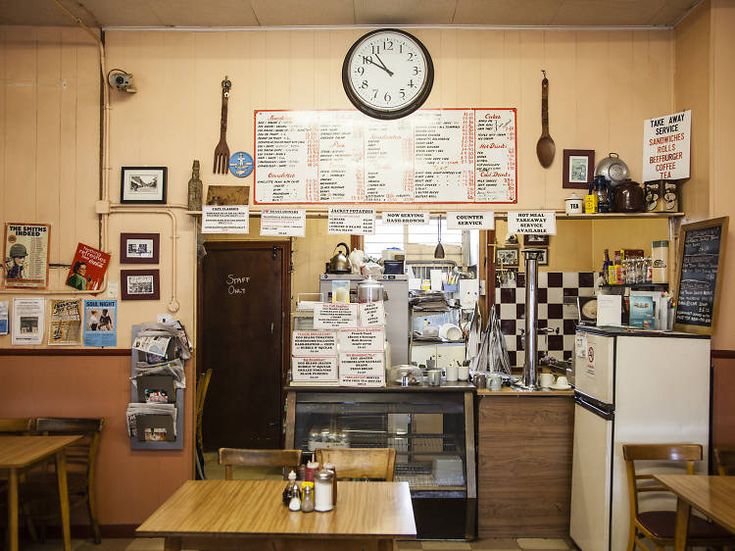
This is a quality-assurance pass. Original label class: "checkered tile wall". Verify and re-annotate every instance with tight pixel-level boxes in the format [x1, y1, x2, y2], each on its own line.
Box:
[494, 271, 596, 367]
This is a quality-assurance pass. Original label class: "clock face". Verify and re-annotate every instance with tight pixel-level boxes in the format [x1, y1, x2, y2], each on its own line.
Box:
[342, 29, 434, 120]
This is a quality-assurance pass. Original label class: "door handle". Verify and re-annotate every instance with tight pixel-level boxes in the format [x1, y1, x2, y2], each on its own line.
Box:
[270, 322, 275, 335]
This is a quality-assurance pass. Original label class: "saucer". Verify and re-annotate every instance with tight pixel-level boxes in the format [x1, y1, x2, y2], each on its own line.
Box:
[549, 383, 572, 390]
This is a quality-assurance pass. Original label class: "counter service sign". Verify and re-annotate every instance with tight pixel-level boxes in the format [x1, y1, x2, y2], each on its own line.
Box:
[642, 110, 691, 182]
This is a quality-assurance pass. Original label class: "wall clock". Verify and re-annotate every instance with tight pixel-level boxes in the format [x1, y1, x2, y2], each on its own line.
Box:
[342, 28, 434, 120]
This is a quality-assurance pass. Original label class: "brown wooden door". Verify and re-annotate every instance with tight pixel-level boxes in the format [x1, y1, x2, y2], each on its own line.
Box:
[199, 241, 290, 451]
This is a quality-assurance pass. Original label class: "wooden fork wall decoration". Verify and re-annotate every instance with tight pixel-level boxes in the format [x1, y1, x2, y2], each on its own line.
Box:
[213, 76, 232, 174]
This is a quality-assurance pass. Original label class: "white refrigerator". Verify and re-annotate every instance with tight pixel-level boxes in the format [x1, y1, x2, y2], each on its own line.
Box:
[569, 326, 710, 551]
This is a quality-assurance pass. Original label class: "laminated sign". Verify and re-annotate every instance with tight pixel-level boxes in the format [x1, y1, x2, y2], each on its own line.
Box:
[338, 328, 385, 353]
[292, 357, 338, 382]
[338, 352, 385, 387]
[642, 110, 691, 182]
[507, 212, 556, 235]
[292, 331, 337, 357]
[359, 302, 386, 327]
[313, 302, 359, 329]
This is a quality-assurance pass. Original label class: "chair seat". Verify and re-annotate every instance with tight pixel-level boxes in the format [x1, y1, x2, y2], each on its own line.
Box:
[21, 471, 88, 497]
[639, 510, 734, 540]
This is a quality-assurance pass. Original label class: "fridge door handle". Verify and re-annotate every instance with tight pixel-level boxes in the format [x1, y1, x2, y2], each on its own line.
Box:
[575, 393, 614, 421]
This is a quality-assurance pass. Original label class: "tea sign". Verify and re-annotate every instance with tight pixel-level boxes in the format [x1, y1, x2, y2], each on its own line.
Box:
[642, 110, 691, 182]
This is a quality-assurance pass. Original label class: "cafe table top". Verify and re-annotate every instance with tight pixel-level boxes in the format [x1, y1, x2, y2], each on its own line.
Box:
[655, 475, 735, 534]
[137, 480, 417, 539]
[0, 435, 82, 469]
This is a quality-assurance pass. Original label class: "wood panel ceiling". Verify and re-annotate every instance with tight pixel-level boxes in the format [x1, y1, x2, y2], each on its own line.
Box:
[0, 0, 700, 28]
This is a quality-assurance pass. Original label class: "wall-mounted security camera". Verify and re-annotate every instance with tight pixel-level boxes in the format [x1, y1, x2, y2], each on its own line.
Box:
[107, 69, 136, 93]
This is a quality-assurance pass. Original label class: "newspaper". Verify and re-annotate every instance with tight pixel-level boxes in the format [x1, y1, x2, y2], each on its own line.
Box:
[48, 299, 82, 345]
[132, 335, 171, 357]
[132, 358, 186, 389]
[126, 403, 177, 438]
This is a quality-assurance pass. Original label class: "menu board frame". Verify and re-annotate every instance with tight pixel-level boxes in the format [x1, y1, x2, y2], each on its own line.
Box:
[673, 216, 729, 335]
[253, 108, 518, 206]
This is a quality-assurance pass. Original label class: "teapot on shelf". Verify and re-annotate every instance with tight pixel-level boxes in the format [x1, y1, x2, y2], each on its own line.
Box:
[327, 242, 352, 274]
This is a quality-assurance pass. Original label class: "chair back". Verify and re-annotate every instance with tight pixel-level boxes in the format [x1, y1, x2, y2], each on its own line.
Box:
[0, 417, 35, 434]
[34, 417, 104, 481]
[316, 448, 396, 481]
[714, 447, 735, 476]
[195, 369, 213, 450]
[218, 448, 302, 480]
[622, 443, 701, 519]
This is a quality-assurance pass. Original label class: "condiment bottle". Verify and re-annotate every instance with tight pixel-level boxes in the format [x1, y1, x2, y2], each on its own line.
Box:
[282, 470, 299, 507]
[315, 467, 334, 512]
[585, 178, 598, 214]
[652, 240, 669, 284]
[305, 454, 319, 482]
[301, 483, 315, 513]
[324, 462, 337, 506]
[288, 492, 301, 512]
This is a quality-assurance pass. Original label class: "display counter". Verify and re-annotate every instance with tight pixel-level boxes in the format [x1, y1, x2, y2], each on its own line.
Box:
[285, 385, 476, 540]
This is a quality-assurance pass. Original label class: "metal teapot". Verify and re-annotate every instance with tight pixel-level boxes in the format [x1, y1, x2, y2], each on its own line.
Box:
[328, 242, 352, 274]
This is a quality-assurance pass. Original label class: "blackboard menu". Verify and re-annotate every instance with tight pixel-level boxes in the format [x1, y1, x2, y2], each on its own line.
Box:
[254, 109, 517, 205]
[674, 217, 728, 334]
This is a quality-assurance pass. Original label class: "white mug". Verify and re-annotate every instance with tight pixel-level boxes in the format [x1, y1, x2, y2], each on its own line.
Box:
[488, 372, 503, 391]
[538, 373, 555, 388]
[457, 366, 469, 381]
[445, 365, 458, 382]
[555, 375, 570, 388]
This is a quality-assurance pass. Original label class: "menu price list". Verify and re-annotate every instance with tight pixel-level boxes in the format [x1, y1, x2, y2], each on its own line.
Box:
[675, 225, 722, 328]
[254, 109, 517, 204]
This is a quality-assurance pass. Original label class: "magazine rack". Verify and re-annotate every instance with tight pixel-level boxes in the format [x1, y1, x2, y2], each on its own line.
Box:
[129, 324, 184, 450]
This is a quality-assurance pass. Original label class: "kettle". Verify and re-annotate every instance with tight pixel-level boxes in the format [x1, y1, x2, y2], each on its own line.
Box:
[328, 242, 352, 274]
[613, 180, 645, 213]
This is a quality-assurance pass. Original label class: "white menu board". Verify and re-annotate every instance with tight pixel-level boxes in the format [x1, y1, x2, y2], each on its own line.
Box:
[292, 357, 338, 382]
[338, 352, 385, 387]
[292, 331, 337, 357]
[255, 109, 517, 205]
[338, 328, 385, 353]
[313, 302, 360, 329]
[642, 110, 691, 182]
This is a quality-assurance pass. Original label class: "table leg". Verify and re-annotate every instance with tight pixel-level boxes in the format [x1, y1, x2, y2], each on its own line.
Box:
[55, 451, 71, 551]
[164, 536, 182, 551]
[674, 496, 691, 551]
[8, 468, 18, 551]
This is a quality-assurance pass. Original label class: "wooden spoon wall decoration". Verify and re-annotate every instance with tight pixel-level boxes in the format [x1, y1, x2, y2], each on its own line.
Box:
[536, 70, 556, 168]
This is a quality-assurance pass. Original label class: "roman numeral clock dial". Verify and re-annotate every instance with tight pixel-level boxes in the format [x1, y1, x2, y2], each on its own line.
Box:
[342, 29, 434, 120]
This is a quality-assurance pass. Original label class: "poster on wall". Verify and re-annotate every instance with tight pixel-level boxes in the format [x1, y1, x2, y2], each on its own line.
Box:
[83, 299, 117, 347]
[642, 110, 691, 182]
[66, 243, 111, 291]
[260, 209, 306, 237]
[507, 212, 557, 235]
[327, 208, 375, 235]
[0, 300, 8, 335]
[254, 109, 518, 205]
[202, 205, 249, 234]
[3, 223, 50, 289]
[48, 299, 82, 345]
[11, 297, 45, 345]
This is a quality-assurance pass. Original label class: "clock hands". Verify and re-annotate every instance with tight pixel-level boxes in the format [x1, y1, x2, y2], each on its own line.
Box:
[372, 53, 394, 76]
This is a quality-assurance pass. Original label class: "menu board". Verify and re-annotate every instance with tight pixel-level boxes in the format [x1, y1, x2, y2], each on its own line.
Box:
[674, 217, 728, 335]
[254, 109, 517, 205]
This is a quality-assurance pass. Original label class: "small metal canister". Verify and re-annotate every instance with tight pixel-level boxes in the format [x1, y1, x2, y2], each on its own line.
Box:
[472, 373, 486, 389]
[644, 179, 679, 212]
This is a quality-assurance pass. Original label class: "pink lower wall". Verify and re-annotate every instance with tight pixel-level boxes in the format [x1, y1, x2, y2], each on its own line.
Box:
[0, 353, 193, 526]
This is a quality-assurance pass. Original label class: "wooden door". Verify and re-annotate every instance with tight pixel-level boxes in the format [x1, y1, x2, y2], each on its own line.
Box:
[199, 241, 290, 451]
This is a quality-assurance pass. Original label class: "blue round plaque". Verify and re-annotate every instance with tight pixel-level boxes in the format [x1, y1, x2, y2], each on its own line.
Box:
[228, 151, 254, 178]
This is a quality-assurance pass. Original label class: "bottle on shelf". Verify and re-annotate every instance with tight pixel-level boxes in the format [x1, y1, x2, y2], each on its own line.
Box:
[585, 178, 598, 214]
[283, 470, 300, 507]
[601, 249, 612, 284]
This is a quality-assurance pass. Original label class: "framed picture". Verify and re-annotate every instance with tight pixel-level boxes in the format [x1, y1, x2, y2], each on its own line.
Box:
[537, 247, 549, 266]
[3, 223, 51, 289]
[563, 149, 595, 189]
[120, 167, 167, 204]
[523, 234, 550, 246]
[121, 269, 160, 301]
[120, 233, 160, 264]
[495, 247, 519, 268]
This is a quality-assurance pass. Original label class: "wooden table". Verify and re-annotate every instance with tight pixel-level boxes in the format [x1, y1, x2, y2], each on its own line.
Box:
[0, 435, 82, 551]
[655, 474, 735, 551]
[137, 480, 417, 551]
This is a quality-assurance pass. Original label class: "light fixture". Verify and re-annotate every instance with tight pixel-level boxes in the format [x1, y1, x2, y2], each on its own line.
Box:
[434, 215, 445, 259]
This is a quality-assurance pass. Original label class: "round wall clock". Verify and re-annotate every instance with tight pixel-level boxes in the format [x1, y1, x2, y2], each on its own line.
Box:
[342, 28, 434, 120]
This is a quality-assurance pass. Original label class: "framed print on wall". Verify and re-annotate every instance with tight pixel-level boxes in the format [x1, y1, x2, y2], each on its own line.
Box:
[563, 149, 595, 189]
[523, 234, 550, 246]
[120, 233, 160, 264]
[3, 223, 51, 289]
[120, 167, 167, 204]
[495, 247, 519, 268]
[121, 269, 160, 301]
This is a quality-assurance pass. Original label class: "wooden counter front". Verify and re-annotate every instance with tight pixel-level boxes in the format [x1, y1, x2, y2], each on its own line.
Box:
[477, 393, 574, 537]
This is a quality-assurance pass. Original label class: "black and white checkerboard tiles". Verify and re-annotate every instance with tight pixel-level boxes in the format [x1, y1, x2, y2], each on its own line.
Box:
[494, 271, 596, 367]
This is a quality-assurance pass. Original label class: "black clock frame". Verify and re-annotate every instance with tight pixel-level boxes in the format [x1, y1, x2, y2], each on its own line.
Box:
[341, 28, 434, 121]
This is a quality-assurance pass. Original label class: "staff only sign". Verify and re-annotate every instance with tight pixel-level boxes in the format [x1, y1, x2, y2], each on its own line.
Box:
[642, 110, 691, 182]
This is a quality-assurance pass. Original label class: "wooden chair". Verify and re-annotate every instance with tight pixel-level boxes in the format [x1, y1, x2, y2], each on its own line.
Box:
[0, 418, 35, 434]
[195, 369, 213, 479]
[22, 417, 104, 544]
[623, 443, 735, 551]
[218, 448, 302, 480]
[714, 447, 735, 476]
[316, 448, 396, 481]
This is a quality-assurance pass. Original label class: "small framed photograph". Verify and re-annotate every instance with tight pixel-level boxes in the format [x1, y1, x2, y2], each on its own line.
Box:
[120, 167, 167, 204]
[120, 233, 159, 264]
[495, 247, 519, 268]
[523, 234, 550, 246]
[563, 149, 595, 189]
[537, 247, 549, 266]
[121, 269, 160, 301]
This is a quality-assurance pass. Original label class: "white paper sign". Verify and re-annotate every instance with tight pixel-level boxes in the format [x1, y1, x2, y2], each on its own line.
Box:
[507, 211, 557, 235]
[260, 209, 306, 237]
[339, 352, 385, 387]
[0, 301, 8, 335]
[359, 302, 386, 327]
[292, 357, 338, 381]
[447, 212, 495, 230]
[292, 331, 337, 357]
[338, 328, 385, 353]
[313, 302, 359, 329]
[382, 212, 430, 225]
[202, 205, 249, 234]
[596, 294, 622, 327]
[642, 110, 691, 182]
[12, 297, 45, 345]
[327, 208, 375, 235]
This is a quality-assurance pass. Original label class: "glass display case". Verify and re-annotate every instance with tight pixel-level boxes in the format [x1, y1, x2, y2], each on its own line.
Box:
[285, 386, 476, 540]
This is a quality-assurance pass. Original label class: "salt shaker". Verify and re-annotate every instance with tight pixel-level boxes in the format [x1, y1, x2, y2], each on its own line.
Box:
[315, 467, 334, 512]
[301, 483, 315, 513]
